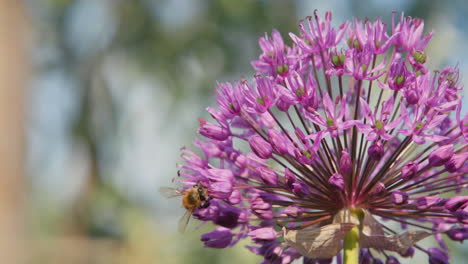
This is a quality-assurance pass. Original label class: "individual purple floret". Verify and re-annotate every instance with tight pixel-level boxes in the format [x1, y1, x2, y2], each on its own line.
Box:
[168, 10, 468, 264]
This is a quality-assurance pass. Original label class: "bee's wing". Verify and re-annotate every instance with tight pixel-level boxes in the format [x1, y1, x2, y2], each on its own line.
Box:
[159, 187, 183, 198]
[178, 209, 193, 233]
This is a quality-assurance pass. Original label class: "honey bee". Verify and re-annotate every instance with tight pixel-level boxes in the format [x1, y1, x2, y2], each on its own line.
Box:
[160, 181, 211, 232]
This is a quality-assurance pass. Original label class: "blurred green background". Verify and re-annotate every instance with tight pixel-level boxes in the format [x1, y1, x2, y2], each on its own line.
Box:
[15, 0, 467, 263]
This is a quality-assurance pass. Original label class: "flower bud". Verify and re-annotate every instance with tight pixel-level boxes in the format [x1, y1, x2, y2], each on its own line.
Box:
[386, 256, 400, 264]
[228, 189, 241, 205]
[250, 195, 273, 220]
[444, 152, 467, 172]
[234, 154, 248, 168]
[413, 195, 445, 210]
[249, 135, 273, 159]
[405, 89, 418, 105]
[248, 227, 277, 241]
[428, 144, 454, 166]
[304, 257, 333, 264]
[400, 161, 419, 180]
[276, 97, 291, 111]
[207, 168, 234, 183]
[214, 204, 241, 229]
[412, 51, 427, 64]
[446, 227, 468, 242]
[284, 205, 303, 217]
[428, 248, 449, 264]
[340, 149, 352, 174]
[198, 118, 230, 141]
[368, 141, 384, 160]
[359, 249, 372, 264]
[209, 181, 233, 199]
[371, 182, 386, 196]
[205, 168, 234, 199]
[195, 139, 222, 158]
[328, 173, 345, 191]
[268, 129, 290, 155]
[285, 168, 309, 196]
[400, 247, 415, 258]
[391, 191, 409, 205]
[454, 207, 468, 224]
[181, 147, 207, 168]
[444, 196, 468, 212]
[201, 227, 233, 248]
[256, 167, 278, 185]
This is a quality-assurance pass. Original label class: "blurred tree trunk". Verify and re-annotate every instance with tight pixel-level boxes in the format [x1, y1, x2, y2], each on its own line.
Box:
[0, 0, 28, 262]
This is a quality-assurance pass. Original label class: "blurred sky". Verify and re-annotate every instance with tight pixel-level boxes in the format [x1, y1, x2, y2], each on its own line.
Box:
[24, 0, 467, 263]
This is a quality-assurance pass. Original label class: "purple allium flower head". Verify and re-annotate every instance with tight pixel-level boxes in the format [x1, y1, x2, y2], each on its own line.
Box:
[167, 11, 468, 264]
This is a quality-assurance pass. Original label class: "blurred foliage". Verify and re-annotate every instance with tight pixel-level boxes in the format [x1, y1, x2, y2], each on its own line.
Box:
[27, 0, 467, 263]
[28, 0, 297, 263]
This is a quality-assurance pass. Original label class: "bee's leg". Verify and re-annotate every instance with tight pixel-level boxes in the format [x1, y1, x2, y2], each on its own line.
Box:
[200, 197, 212, 208]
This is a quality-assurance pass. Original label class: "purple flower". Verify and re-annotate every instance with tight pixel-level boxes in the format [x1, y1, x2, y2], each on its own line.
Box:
[412, 196, 445, 210]
[357, 96, 401, 141]
[386, 256, 400, 264]
[201, 227, 233, 248]
[446, 227, 468, 241]
[242, 76, 277, 114]
[306, 93, 357, 137]
[444, 152, 468, 172]
[385, 58, 414, 91]
[248, 227, 278, 241]
[256, 167, 278, 185]
[268, 128, 294, 156]
[340, 149, 352, 174]
[328, 173, 345, 191]
[168, 11, 468, 264]
[198, 118, 230, 141]
[399, 104, 449, 144]
[344, 48, 386, 80]
[444, 196, 468, 212]
[428, 248, 449, 264]
[401, 247, 415, 258]
[347, 17, 395, 55]
[400, 161, 419, 180]
[391, 12, 433, 53]
[290, 11, 348, 54]
[213, 203, 243, 229]
[428, 144, 454, 166]
[252, 29, 297, 80]
[280, 71, 318, 109]
[391, 191, 409, 205]
[368, 140, 384, 160]
[249, 135, 273, 159]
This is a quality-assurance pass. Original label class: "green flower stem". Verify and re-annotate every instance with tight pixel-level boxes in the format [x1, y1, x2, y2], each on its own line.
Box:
[343, 224, 360, 264]
[344, 209, 362, 264]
